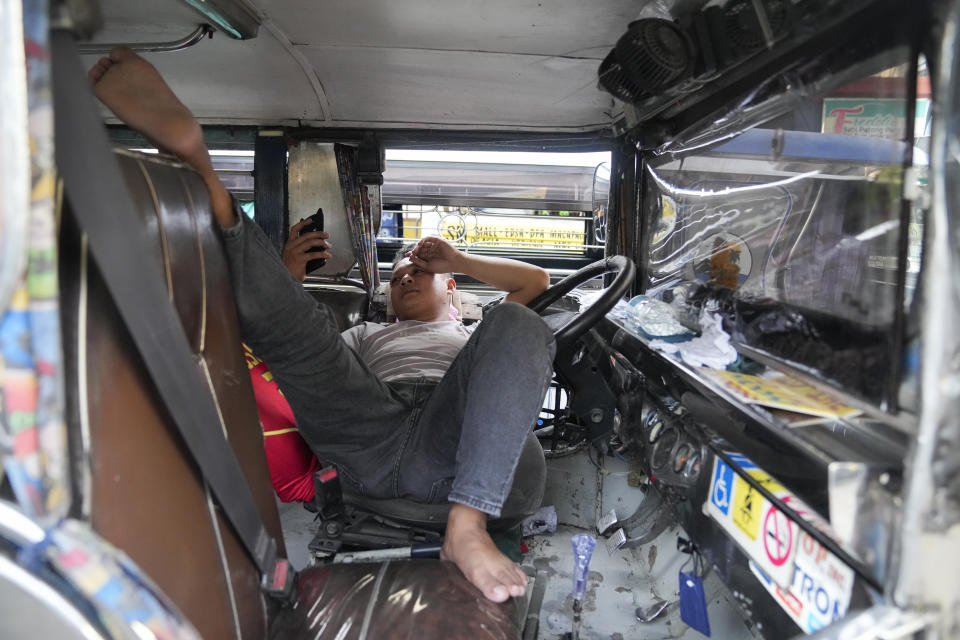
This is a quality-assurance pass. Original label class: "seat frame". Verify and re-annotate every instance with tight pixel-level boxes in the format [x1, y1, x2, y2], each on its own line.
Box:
[305, 431, 547, 559]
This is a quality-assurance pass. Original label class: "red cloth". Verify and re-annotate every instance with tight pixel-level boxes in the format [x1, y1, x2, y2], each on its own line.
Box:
[244, 344, 319, 502]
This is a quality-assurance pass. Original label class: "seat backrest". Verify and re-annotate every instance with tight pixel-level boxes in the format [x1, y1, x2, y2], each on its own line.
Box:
[59, 150, 284, 639]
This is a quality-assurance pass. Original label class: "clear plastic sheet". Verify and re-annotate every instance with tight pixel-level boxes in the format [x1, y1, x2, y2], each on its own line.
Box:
[646, 149, 905, 328]
[625, 295, 693, 340]
[273, 560, 525, 640]
[641, 55, 918, 404]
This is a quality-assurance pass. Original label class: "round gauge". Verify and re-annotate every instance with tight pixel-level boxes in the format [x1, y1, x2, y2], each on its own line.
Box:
[651, 428, 678, 470]
[643, 408, 662, 430]
[645, 410, 664, 443]
[685, 453, 702, 479]
[648, 418, 664, 444]
[673, 442, 695, 474]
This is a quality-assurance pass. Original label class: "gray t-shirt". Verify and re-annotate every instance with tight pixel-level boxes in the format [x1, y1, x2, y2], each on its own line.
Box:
[341, 320, 477, 382]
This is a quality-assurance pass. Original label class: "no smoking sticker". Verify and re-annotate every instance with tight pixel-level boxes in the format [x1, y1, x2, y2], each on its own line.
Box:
[763, 506, 794, 567]
[705, 458, 797, 587]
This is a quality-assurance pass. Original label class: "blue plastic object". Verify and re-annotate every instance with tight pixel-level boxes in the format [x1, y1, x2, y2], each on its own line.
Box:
[679, 569, 711, 637]
[571, 533, 596, 601]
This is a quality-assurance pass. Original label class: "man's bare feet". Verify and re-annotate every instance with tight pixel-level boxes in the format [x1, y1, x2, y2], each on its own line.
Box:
[89, 47, 234, 226]
[441, 504, 528, 603]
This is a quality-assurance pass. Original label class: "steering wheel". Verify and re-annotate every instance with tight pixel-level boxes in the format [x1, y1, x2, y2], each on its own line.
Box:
[527, 255, 635, 351]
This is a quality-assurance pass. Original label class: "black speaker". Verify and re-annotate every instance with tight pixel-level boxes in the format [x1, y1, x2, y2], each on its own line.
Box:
[615, 19, 695, 94]
[723, 0, 793, 53]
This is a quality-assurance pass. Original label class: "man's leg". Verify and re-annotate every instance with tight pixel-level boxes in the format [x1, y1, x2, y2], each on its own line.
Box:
[88, 47, 234, 229]
[88, 48, 409, 490]
[88, 48, 551, 602]
[401, 303, 556, 602]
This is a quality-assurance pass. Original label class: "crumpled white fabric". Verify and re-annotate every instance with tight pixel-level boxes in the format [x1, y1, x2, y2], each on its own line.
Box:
[521, 505, 558, 537]
[648, 309, 738, 369]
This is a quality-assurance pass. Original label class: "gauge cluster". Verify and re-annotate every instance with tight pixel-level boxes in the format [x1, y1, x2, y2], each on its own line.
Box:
[637, 396, 708, 497]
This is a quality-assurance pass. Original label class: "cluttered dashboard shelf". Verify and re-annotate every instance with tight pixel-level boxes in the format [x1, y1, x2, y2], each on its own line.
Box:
[597, 313, 908, 484]
[589, 310, 895, 607]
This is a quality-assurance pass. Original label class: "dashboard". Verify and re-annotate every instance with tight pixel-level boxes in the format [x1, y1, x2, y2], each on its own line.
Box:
[559, 315, 893, 638]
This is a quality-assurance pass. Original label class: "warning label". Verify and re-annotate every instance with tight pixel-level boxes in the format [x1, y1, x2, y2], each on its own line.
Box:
[732, 477, 761, 541]
[703, 458, 797, 588]
[763, 507, 794, 567]
[703, 452, 857, 635]
[750, 529, 855, 634]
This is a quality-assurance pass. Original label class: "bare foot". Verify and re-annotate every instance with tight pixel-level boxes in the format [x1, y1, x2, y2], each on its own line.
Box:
[89, 47, 234, 226]
[441, 504, 528, 603]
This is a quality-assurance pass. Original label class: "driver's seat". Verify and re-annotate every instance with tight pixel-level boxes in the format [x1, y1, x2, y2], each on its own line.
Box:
[307, 430, 546, 556]
[246, 305, 547, 555]
[345, 432, 546, 529]
[266, 293, 548, 553]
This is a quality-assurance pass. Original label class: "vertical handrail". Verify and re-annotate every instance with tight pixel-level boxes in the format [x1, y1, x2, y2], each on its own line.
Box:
[891, 0, 960, 626]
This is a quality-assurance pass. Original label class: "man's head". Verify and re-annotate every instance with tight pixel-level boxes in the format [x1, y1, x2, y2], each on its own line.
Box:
[389, 243, 456, 322]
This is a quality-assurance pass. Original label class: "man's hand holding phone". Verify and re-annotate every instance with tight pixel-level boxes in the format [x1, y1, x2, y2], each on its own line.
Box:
[284, 210, 332, 282]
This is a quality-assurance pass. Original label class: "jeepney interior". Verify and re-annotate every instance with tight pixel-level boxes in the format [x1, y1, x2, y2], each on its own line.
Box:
[2, 0, 959, 638]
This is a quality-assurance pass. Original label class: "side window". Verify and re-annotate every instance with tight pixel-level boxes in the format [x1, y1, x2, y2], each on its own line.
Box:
[210, 150, 255, 217]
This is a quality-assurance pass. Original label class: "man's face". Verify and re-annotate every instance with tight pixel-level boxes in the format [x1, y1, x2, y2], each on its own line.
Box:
[389, 259, 454, 322]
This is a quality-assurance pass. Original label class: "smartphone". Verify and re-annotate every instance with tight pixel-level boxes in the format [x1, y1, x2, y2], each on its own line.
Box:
[300, 208, 326, 272]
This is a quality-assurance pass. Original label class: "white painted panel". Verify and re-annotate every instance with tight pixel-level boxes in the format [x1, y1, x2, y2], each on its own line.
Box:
[92, 0, 200, 37]
[299, 45, 615, 129]
[259, 0, 638, 58]
[83, 0, 627, 128]
[83, 2, 323, 124]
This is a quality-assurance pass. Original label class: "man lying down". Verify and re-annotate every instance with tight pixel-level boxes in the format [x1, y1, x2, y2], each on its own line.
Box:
[88, 47, 556, 603]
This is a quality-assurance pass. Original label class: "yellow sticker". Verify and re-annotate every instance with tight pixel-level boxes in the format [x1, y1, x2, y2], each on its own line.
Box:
[746, 469, 786, 495]
[732, 476, 761, 540]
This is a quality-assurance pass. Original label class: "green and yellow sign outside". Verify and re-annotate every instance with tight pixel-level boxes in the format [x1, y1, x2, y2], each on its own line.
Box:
[822, 98, 931, 139]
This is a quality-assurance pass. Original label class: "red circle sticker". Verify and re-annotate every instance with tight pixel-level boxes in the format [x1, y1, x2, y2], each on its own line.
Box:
[763, 507, 794, 566]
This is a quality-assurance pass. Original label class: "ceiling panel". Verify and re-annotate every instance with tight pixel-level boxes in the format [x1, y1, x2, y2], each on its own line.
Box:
[299, 45, 614, 129]
[258, 0, 638, 58]
[83, 0, 630, 129]
[90, 0, 200, 38]
[82, 26, 324, 124]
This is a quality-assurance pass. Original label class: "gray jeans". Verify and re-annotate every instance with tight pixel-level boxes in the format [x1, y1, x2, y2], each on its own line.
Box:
[222, 217, 556, 517]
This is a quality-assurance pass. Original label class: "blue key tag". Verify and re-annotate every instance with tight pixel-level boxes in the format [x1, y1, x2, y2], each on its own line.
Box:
[677, 540, 710, 637]
[679, 569, 711, 636]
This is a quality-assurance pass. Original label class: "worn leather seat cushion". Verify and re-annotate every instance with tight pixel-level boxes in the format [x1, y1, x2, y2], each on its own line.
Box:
[272, 560, 525, 639]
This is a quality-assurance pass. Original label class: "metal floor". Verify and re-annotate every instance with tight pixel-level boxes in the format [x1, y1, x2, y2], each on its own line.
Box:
[527, 452, 755, 640]
[276, 498, 317, 571]
[276, 450, 756, 639]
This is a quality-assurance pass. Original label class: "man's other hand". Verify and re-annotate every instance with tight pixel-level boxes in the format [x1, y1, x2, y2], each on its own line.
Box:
[409, 235, 549, 305]
[407, 236, 463, 274]
[283, 218, 333, 282]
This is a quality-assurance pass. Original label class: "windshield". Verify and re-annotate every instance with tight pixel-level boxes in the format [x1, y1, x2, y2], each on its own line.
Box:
[641, 50, 927, 407]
